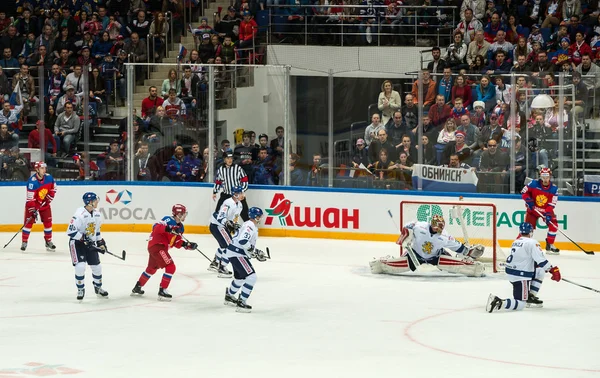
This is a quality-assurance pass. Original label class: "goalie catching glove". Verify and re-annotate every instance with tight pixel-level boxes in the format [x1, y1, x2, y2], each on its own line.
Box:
[465, 244, 485, 259]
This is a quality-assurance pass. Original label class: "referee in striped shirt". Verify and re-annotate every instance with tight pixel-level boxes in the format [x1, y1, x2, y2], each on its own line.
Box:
[212, 150, 250, 220]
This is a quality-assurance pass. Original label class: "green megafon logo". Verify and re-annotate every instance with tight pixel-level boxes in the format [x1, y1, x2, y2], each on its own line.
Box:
[416, 204, 444, 222]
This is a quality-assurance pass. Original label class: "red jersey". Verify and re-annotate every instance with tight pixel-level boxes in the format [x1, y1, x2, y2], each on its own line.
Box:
[26, 173, 57, 210]
[141, 96, 164, 119]
[521, 179, 558, 214]
[148, 217, 185, 249]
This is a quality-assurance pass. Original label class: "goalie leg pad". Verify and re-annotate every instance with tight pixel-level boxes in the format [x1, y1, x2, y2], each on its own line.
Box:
[370, 256, 410, 275]
[438, 256, 486, 277]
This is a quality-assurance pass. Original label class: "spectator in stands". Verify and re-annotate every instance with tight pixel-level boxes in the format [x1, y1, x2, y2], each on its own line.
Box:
[63, 65, 85, 94]
[128, 11, 151, 39]
[531, 51, 555, 78]
[101, 139, 126, 181]
[469, 54, 486, 75]
[56, 85, 82, 113]
[0, 12, 10, 37]
[411, 69, 436, 111]
[77, 45, 95, 67]
[306, 153, 324, 186]
[488, 30, 513, 62]
[72, 151, 99, 181]
[92, 32, 113, 61]
[364, 113, 384, 146]
[150, 12, 169, 61]
[567, 14, 585, 42]
[386, 111, 407, 147]
[55, 48, 75, 71]
[270, 126, 285, 159]
[0, 146, 29, 181]
[435, 118, 457, 164]
[12, 64, 35, 121]
[494, 76, 512, 105]
[478, 138, 508, 192]
[373, 148, 396, 183]
[238, 11, 257, 55]
[287, 153, 305, 186]
[428, 94, 452, 127]
[198, 33, 215, 63]
[377, 80, 401, 125]
[253, 147, 276, 185]
[512, 37, 530, 64]
[450, 97, 470, 120]
[0, 48, 19, 77]
[569, 31, 592, 67]
[0, 123, 19, 149]
[485, 49, 511, 75]
[426, 47, 446, 77]
[28, 45, 51, 70]
[217, 36, 236, 64]
[47, 64, 65, 108]
[0, 67, 8, 102]
[53, 101, 80, 157]
[467, 30, 490, 67]
[575, 53, 600, 96]
[461, 0, 485, 21]
[59, 7, 78, 36]
[395, 151, 413, 189]
[456, 8, 483, 45]
[398, 134, 418, 164]
[162, 68, 181, 97]
[124, 32, 147, 84]
[566, 71, 588, 121]
[474, 75, 496, 111]
[451, 74, 473, 109]
[442, 152, 474, 170]
[401, 93, 419, 132]
[0, 102, 22, 132]
[148, 105, 167, 143]
[417, 134, 437, 165]
[445, 31, 468, 71]
[541, 0, 562, 29]
[1, 26, 23, 59]
[215, 6, 241, 41]
[504, 15, 523, 45]
[352, 138, 370, 169]
[512, 54, 531, 73]
[53, 28, 75, 62]
[142, 85, 164, 120]
[183, 142, 203, 182]
[162, 88, 186, 117]
[369, 128, 396, 163]
[234, 131, 255, 181]
[441, 129, 472, 165]
[436, 67, 454, 104]
[483, 12, 505, 43]
[89, 67, 106, 104]
[418, 114, 439, 141]
[45, 105, 57, 132]
[28, 120, 57, 163]
[458, 113, 480, 150]
[478, 112, 503, 150]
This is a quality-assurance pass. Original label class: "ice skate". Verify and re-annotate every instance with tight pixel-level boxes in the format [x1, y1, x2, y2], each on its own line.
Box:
[207, 258, 219, 273]
[545, 239, 560, 255]
[217, 265, 232, 278]
[486, 293, 503, 313]
[77, 288, 85, 301]
[131, 282, 145, 296]
[94, 286, 109, 298]
[526, 293, 543, 308]
[236, 300, 252, 313]
[158, 288, 172, 301]
[45, 240, 56, 252]
[20, 242, 27, 251]
[224, 288, 239, 307]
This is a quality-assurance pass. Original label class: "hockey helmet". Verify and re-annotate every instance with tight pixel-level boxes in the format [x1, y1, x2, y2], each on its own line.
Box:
[83, 192, 99, 206]
[34, 161, 47, 170]
[519, 222, 534, 236]
[231, 185, 244, 196]
[430, 214, 445, 233]
[539, 167, 552, 178]
[172, 204, 188, 216]
[248, 207, 263, 221]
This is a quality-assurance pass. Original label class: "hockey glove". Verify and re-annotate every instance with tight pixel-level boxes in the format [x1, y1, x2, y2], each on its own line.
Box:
[225, 220, 236, 234]
[96, 238, 107, 252]
[183, 241, 197, 250]
[525, 199, 535, 211]
[544, 212, 553, 225]
[253, 249, 267, 262]
[549, 266, 561, 282]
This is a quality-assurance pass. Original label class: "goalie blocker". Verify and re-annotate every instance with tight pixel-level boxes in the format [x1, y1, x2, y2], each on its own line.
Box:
[370, 216, 486, 277]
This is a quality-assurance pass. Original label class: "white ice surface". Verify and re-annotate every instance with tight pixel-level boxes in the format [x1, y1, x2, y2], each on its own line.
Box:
[0, 232, 599, 378]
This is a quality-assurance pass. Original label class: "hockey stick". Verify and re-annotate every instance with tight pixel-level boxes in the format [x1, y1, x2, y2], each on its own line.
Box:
[3, 213, 36, 249]
[387, 210, 421, 269]
[180, 235, 212, 262]
[89, 245, 126, 260]
[562, 278, 600, 294]
[533, 209, 595, 255]
[266, 247, 271, 259]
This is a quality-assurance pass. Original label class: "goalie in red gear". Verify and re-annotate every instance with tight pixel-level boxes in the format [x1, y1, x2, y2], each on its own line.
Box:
[520, 167, 560, 254]
[21, 162, 57, 252]
[131, 204, 198, 301]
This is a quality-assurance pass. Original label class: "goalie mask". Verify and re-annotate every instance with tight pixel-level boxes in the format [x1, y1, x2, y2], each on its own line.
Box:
[430, 215, 445, 234]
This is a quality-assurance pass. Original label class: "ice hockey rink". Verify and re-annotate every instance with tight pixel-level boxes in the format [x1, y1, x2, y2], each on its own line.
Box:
[0, 232, 598, 378]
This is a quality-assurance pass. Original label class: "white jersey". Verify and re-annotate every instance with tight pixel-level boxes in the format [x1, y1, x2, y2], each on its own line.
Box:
[405, 221, 466, 261]
[505, 236, 551, 282]
[67, 207, 103, 242]
[225, 220, 259, 259]
[210, 198, 242, 228]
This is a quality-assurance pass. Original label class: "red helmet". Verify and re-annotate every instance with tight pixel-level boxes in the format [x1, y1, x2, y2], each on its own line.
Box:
[34, 161, 47, 170]
[172, 204, 187, 216]
[539, 167, 552, 178]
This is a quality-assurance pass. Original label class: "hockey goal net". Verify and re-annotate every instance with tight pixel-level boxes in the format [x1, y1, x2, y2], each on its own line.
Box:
[399, 200, 506, 273]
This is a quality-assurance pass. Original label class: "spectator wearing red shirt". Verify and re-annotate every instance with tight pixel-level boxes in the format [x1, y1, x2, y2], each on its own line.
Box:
[238, 11, 258, 53]
[141, 86, 164, 120]
[428, 95, 452, 127]
[28, 120, 58, 166]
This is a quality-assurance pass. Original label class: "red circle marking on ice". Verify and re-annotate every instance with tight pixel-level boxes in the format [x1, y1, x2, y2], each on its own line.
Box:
[0, 258, 203, 319]
[404, 306, 600, 373]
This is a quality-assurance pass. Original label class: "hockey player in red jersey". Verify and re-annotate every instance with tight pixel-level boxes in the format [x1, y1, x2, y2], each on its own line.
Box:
[22, 162, 57, 252]
[131, 204, 198, 301]
[520, 167, 559, 254]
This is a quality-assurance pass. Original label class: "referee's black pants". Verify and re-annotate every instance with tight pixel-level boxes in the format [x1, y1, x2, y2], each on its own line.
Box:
[216, 192, 249, 221]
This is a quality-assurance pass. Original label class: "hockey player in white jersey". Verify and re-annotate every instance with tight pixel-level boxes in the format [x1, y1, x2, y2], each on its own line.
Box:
[370, 214, 486, 277]
[66, 192, 109, 301]
[487, 222, 561, 313]
[208, 185, 244, 277]
[221, 207, 268, 313]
